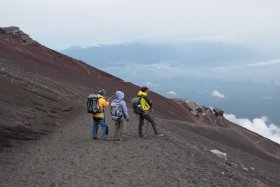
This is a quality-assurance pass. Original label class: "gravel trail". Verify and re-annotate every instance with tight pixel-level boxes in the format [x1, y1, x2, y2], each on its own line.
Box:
[0, 110, 258, 187]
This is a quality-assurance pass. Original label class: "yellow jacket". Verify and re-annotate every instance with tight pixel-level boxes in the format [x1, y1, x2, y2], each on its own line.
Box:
[93, 94, 109, 119]
[137, 91, 152, 111]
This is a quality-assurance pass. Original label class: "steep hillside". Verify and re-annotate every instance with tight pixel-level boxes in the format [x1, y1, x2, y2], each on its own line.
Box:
[1, 27, 279, 156]
[1, 27, 280, 186]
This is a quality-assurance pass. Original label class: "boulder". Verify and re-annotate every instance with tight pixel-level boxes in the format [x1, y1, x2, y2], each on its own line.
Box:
[210, 149, 227, 161]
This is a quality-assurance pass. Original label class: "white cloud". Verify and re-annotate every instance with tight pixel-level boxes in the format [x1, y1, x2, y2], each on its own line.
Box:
[224, 114, 280, 144]
[146, 82, 160, 88]
[213, 59, 280, 71]
[120, 61, 184, 78]
[185, 35, 241, 44]
[209, 58, 280, 86]
[167, 91, 177, 95]
[212, 90, 225, 99]
[247, 59, 280, 67]
[262, 96, 272, 100]
[214, 66, 226, 70]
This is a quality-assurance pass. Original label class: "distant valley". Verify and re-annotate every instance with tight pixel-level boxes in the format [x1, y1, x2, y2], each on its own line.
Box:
[61, 41, 280, 127]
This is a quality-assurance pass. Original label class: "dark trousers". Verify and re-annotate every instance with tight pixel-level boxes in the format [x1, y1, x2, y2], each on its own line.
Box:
[138, 113, 158, 135]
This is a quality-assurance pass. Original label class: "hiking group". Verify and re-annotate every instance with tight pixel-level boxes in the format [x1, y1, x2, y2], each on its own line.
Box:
[87, 86, 163, 141]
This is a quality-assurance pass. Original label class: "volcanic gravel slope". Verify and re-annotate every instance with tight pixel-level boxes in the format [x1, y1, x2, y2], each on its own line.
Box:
[0, 110, 263, 186]
[0, 29, 280, 186]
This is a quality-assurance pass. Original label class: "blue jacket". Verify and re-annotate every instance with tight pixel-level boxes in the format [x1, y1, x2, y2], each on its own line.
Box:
[112, 91, 129, 120]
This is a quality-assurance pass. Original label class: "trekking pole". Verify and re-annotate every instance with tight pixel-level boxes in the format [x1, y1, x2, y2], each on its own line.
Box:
[146, 109, 153, 136]
[146, 122, 149, 136]
[126, 119, 129, 136]
[107, 94, 114, 102]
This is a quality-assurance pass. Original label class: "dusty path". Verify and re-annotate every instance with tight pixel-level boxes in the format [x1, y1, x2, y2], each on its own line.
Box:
[0, 110, 259, 186]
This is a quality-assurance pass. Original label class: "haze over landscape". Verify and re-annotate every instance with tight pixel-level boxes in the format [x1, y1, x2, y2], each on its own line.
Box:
[61, 42, 280, 144]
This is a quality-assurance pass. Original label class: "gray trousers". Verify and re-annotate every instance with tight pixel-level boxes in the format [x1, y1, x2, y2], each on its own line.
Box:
[138, 113, 158, 135]
[113, 120, 126, 139]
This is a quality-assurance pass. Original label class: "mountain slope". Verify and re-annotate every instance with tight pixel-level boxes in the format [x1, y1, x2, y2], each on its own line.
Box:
[0, 27, 280, 186]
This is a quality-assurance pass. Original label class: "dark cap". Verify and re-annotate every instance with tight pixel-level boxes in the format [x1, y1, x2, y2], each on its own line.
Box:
[141, 86, 149, 92]
[97, 88, 106, 95]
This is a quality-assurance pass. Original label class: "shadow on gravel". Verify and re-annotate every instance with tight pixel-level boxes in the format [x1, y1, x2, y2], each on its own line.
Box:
[0, 125, 42, 152]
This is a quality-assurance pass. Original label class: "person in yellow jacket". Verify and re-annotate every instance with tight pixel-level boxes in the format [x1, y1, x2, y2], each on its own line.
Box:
[137, 86, 163, 138]
[92, 88, 109, 140]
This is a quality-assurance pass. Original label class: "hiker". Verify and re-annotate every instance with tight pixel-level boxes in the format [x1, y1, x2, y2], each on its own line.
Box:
[137, 86, 162, 138]
[92, 88, 109, 141]
[110, 91, 129, 141]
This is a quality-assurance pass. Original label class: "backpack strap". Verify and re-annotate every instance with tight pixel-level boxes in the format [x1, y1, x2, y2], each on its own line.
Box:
[142, 95, 152, 108]
[115, 100, 123, 112]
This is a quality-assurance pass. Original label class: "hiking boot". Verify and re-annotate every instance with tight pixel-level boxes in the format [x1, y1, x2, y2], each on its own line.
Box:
[154, 133, 164, 138]
[120, 137, 128, 141]
[138, 132, 144, 138]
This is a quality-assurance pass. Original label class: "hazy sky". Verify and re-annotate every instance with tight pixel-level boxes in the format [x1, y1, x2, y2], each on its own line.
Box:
[1, 0, 280, 49]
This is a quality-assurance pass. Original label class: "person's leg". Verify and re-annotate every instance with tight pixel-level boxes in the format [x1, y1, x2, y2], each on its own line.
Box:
[143, 113, 158, 135]
[119, 120, 126, 139]
[138, 115, 144, 137]
[99, 119, 108, 140]
[92, 120, 99, 139]
[113, 121, 120, 140]
[105, 126, 109, 136]
[96, 126, 99, 134]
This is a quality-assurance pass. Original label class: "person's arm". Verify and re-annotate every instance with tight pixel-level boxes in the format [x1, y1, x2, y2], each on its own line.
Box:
[105, 100, 109, 107]
[121, 101, 129, 119]
[100, 97, 109, 108]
